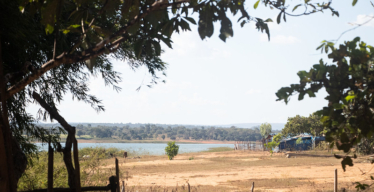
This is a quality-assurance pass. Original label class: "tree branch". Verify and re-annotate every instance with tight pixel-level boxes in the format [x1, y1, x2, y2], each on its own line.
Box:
[6, 0, 190, 99]
[32, 92, 74, 134]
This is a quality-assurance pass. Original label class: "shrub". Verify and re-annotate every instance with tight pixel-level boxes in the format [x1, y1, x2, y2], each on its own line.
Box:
[165, 141, 179, 160]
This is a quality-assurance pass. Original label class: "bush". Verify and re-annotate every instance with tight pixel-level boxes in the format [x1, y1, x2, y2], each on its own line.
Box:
[165, 141, 179, 160]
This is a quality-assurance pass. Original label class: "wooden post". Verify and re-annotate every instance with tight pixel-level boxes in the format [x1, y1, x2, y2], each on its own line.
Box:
[188, 183, 190, 192]
[73, 138, 81, 192]
[121, 181, 124, 192]
[109, 176, 116, 192]
[334, 169, 337, 192]
[116, 158, 120, 192]
[251, 182, 254, 192]
[48, 141, 54, 192]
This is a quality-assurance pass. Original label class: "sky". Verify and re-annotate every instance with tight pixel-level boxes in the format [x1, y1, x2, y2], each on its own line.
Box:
[27, 1, 374, 126]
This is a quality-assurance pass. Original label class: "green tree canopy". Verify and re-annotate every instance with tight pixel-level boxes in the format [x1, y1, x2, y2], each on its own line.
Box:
[260, 122, 272, 138]
[0, 0, 351, 190]
[276, 37, 374, 171]
[281, 113, 324, 137]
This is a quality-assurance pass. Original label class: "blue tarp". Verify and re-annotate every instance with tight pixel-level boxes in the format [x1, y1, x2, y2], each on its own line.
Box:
[278, 135, 325, 151]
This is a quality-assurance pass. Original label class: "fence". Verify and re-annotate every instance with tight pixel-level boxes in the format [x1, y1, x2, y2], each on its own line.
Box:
[20, 141, 122, 192]
[234, 141, 264, 151]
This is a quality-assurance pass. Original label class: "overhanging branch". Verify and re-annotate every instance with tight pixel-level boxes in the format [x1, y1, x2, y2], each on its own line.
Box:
[32, 92, 74, 134]
[6, 0, 190, 99]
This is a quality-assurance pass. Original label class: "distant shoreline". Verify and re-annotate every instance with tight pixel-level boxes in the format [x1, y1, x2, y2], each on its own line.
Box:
[33, 138, 237, 144]
[77, 139, 236, 144]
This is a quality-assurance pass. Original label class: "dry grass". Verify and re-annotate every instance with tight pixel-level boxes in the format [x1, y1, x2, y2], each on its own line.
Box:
[105, 150, 374, 191]
[19, 147, 374, 191]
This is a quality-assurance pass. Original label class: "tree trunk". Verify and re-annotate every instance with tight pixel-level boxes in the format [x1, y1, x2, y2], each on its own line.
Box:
[0, 34, 18, 192]
[62, 133, 76, 188]
[33, 92, 78, 189]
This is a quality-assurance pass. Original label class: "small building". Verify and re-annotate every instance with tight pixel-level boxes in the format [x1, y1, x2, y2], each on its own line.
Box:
[278, 134, 325, 151]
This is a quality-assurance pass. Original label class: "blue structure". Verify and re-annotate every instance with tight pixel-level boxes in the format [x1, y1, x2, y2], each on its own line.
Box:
[278, 135, 325, 151]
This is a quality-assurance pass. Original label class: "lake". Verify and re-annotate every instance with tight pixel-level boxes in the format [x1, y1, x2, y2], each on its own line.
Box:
[35, 143, 234, 155]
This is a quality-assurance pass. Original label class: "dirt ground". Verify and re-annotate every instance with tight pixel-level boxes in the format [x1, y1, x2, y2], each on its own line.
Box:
[103, 150, 374, 192]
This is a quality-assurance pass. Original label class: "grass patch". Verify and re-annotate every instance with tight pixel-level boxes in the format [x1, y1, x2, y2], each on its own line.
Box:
[205, 147, 233, 152]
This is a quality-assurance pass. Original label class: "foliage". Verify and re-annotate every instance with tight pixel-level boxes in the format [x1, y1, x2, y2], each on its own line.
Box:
[355, 176, 374, 191]
[282, 113, 324, 137]
[17, 147, 132, 191]
[0, 0, 350, 187]
[276, 37, 374, 171]
[260, 123, 272, 138]
[43, 123, 264, 141]
[296, 137, 303, 145]
[264, 133, 282, 155]
[272, 133, 283, 143]
[356, 137, 374, 155]
[2, 0, 343, 160]
[165, 141, 179, 160]
[188, 157, 194, 160]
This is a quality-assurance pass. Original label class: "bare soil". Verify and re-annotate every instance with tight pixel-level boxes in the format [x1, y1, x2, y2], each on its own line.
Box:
[102, 150, 374, 191]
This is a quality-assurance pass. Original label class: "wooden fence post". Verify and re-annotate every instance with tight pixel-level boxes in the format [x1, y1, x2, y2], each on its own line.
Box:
[334, 169, 337, 192]
[251, 182, 254, 192]
[116, 158, 120, 192]
[47, 141, 54, 192]
[121, 181, 124, 192]
[187, 183, 190, 192]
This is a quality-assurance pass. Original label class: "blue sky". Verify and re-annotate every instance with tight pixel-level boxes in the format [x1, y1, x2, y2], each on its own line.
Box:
[27, 1, 374, 125]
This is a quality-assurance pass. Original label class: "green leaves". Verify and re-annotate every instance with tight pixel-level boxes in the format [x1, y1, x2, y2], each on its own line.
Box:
[254, 0, 260, 9]
[345, 95, 356, 102]
[184, 17, 197, 25]
[219, 16, 233, 42]
[341, 156, 354, 171]
[277, 11, 282, 24]
[292, 4, 302, 12]
[255, 18, 270, 40]
[352, 0, 358, 6]
[45, 24, 54, 35]
[198, 7, 214, 40]
[165, 141, 179, 160]
[277, 37, 374, 172]
[134, 39, 145, 58]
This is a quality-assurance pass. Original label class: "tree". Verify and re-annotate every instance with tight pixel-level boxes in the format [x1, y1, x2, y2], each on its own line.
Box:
[76, 130, 84, 137]
[264, 133, 282, 155]
[260, 123, 272, 138]
[0, 0, 345, 190]
[282, 113, 325, 137]
[161, 135, 166, 140]
[276, 37, 374, 171]
[165, 141, 179, 160]
[307, 113, 325, 136]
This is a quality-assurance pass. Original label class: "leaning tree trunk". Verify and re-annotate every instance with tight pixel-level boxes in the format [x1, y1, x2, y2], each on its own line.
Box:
[33, 92, 78, 189]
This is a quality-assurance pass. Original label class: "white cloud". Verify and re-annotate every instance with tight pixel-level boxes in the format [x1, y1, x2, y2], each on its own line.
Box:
[245, 89, 262, 95]
[351, 14, 374, 27]
[260, 34, 300, 44]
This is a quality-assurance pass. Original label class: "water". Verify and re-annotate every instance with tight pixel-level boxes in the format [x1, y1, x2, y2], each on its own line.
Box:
[35, 143, 234, 155]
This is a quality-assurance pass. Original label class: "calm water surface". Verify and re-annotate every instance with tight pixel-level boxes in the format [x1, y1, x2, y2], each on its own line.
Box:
[35, 143, 234, 155]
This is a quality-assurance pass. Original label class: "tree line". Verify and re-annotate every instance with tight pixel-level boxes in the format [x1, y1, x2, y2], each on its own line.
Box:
[41, 124, 268, 142]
